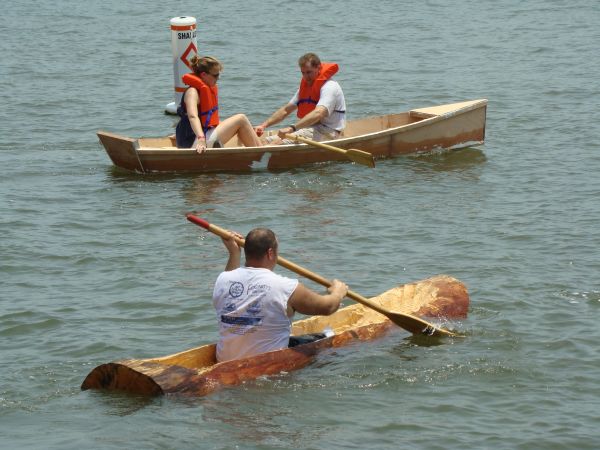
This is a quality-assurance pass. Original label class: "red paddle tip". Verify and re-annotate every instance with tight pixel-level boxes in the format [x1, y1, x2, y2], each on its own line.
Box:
[186, 214, 210, 230]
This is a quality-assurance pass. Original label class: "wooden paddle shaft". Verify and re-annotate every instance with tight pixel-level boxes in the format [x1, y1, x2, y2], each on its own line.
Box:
[283, 133, 375, 168]
[187, 215, 405, 316]
[187, 216, 330, 283]
[284, 134, 348, 156]
[186, 214, 455, 337]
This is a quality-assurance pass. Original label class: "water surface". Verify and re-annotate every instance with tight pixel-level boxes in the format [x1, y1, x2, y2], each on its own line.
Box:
[1, 0, 599, 448]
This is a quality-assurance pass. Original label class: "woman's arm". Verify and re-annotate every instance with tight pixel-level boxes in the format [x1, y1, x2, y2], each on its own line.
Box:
[184, 88, 207, 153]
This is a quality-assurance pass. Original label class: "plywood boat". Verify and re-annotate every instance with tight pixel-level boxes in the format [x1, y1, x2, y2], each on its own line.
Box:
[81, 275, 469, 397]
[98, 99, 487, 173]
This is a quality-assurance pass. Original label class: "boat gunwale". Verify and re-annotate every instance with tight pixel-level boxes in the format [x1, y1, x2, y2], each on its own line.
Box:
[110, 99, 487, 156]
[120, 315, 393, 374]
[82, 318, 395, 396]
[348, 98, 487, 143]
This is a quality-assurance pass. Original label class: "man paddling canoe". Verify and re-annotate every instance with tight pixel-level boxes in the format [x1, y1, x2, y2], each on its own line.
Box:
[213, 228, 348, 362]
[255, 53, 347, 145]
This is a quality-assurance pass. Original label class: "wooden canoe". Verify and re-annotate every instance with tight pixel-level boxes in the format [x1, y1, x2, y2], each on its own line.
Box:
[81, 274, 469, 397]
[98, 99, 487, 173]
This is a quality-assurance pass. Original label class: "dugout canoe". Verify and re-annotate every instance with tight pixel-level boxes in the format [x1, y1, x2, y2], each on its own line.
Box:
[98, 99, 487, 173]
[81, 274, 469, 397]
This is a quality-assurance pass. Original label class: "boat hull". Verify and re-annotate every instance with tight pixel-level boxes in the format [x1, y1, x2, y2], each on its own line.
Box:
[98, 99, 487, 173]
[81, 274, 469, 396]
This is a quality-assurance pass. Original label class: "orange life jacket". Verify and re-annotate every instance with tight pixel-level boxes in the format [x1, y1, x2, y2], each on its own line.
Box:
[296, 62, 339, 118]
[181, 73, 220, 131]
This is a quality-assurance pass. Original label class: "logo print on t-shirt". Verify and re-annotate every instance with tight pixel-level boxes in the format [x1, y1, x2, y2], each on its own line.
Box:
[247, 301, 261, 315]
[229, 281, 244, 298]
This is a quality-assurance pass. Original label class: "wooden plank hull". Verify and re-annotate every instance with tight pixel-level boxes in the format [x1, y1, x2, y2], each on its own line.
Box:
[98, 99, 487, 173]
[81, 275, 469, 397]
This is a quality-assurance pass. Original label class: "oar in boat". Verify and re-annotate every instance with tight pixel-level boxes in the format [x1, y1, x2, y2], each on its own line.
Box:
[186, 214, 456, 338]
[283, 133, 375, 168]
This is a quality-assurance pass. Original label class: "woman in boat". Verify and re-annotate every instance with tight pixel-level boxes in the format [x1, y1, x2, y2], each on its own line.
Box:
[176, 56, 262, 153]
[213, 228, 348, 362]
[254, 52, 347, 145]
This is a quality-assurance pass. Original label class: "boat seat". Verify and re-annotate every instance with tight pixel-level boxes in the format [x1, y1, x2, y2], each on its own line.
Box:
[410, 100, 485, 119]
[409, 110, 437, 119]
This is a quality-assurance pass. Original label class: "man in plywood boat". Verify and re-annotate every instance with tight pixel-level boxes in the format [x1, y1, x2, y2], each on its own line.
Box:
[213, 228, 348, 361]
[255, 52, 347, 145]
[175, 55, 263, 154]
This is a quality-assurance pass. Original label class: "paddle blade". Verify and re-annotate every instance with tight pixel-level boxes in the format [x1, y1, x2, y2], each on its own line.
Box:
[388, 311, 457, 337]
[284, 133, 375, 168]
[347, 148, 376, 168]
[346, 290, 457, 338]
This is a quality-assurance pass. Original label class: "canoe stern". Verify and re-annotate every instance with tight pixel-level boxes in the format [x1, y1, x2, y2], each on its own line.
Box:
[390, 99, 487, 156]
[81, 362, 163, 395]
[97, 131, 145, 173]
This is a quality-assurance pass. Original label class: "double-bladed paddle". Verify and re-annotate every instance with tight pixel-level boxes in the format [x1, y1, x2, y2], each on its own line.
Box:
[284, 134, 375, 168]
[187, 214, 456, 337]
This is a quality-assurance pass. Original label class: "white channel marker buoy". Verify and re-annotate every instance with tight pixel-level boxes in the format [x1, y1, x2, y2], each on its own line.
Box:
[165, 16, 198, 115]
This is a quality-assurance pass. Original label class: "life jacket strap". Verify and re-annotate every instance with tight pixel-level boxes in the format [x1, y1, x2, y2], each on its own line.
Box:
[200, 106, 219, 132]
[297, 98, 318, 106]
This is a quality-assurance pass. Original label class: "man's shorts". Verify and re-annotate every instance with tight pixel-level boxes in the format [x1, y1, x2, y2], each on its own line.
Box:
[288, 332, 328, 347]
[264, 124, 341, 145]
[282, 124, 341, 144]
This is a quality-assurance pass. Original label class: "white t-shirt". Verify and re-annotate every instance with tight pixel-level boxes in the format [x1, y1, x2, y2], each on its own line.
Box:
[289, 80, 347, 131]
[212, 266, 299, 362]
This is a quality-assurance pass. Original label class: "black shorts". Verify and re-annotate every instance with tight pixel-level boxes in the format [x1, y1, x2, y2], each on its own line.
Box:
[288, 333, 327, 347]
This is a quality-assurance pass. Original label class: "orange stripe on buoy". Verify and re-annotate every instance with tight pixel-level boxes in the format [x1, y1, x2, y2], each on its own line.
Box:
[171, 24, 196, 31]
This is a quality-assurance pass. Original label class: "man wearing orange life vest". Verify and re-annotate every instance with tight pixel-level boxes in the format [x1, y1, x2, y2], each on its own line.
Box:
[176, 56, 262, 154]
[255, 53, 346, 144]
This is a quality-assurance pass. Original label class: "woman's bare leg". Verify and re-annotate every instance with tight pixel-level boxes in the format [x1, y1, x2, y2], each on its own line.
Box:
[215, 114, 262, 147]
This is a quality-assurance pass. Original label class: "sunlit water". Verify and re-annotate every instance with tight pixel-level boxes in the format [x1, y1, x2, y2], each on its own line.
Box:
[1, 0, 599, 448]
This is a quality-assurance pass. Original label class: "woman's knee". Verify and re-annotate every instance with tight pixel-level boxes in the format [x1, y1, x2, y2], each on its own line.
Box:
[232, 113, 251, 126]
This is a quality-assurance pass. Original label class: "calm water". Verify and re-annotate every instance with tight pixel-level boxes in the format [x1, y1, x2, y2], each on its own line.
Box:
[2, 0, 600, 448]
